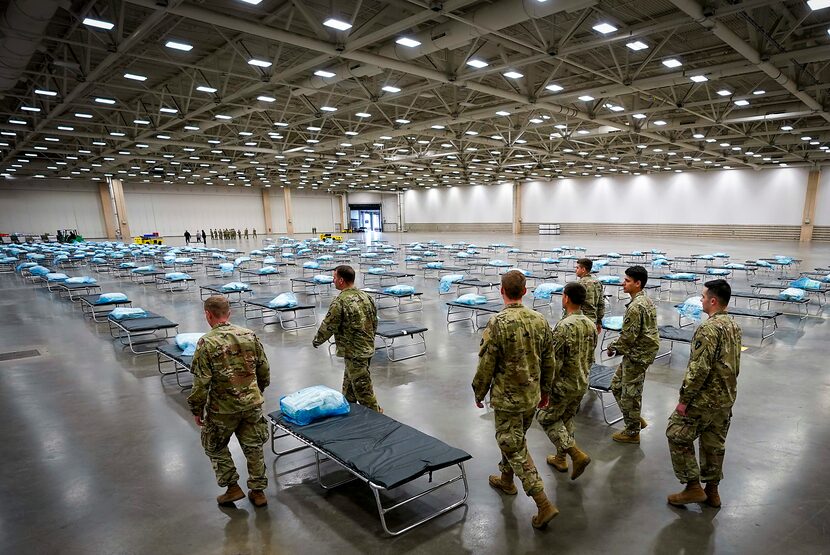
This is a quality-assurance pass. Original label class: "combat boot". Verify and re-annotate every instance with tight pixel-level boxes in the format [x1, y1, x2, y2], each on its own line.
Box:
[531, 491, 559, 529]
[640, 417, 648, 429]
[248, 489, 268, 507]
[488, 472, 518, 495]
[546, 453, 568, 473]
[216, 483, 245, 505]
[612, 430, 640, 444]
[704, 482, 721, 508]
[565, 446, 591, 480]
[667, 480, 708, 506]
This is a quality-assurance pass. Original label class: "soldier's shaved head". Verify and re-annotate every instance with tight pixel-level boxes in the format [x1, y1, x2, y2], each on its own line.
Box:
[703, 279, 731, 306]
[501, 270, 527, 300]
[563, 282, 587, 306]
[334, 265, 356, 284]
[204, 295, 230, 318]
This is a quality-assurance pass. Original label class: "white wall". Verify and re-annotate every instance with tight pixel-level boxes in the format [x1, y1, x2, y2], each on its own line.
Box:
[404, 184, 513, 223]
[292, 193, 339, 233]
[0, 180, 107, 237]
[522, 168, 808, 225]
[266, 190, 287, 234]
[124, 183, 264, 236]
[814, 171, 830, 226]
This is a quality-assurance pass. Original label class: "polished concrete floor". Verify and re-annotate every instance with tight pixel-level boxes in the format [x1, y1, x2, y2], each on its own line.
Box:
[1, 233, 829, 554]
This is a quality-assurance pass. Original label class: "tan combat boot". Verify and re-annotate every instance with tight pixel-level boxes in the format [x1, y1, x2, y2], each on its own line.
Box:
[566, 446, 591, 480]
[216, 483, 245, 505]
[704, 482, 721, 508]
[546, 453, 568, 473]
[612, 430, 640, 444]
[640, 417, 648, 429]
[248, 489, 268, 507]
[531, 491, 559, 529]
[488, 471, 518, 495]
[667, 480, 708, 506]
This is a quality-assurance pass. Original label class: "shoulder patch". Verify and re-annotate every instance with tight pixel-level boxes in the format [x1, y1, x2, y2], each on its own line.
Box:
[694, 339, 702, 350]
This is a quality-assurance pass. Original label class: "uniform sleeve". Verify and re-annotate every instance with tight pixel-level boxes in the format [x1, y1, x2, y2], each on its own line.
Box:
[595, 284, 605, 324]
[472, 320, 499, 403]
[369, 295, 379, 332]
[542, 324, 559, 395]
[679, 326, 716, 405]
[312, 298, 342, 347]
[254, 335, 270, 392]
[610, 304, 642, 355]
[187, 339, 212, 415]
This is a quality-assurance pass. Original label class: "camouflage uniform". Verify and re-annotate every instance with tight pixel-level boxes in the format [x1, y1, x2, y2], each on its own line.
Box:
[537, 311, 598, 451]
[188, 322, 271, 490]
[667, 311, 741, 483]
[312, 287, 380, 411]
[579, 274, 605, 327]
[609, 290, 659, 433]
[472, 303, 555, 496]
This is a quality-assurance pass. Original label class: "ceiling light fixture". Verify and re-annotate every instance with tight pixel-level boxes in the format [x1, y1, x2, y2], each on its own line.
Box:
[256, 95, 275, 102]
[34, 89, 57, 97]
[716, 89, 732, 96]
[626, 41, 648, 51]
[323, 18, 352, 31]
[545, 83, 563, 92]
[578, 95, 595, 101]
[94, 97, 116, 104]
[689, 75, 708, 82]
[124, 73, 147, 81]
[382, 85, 401, 93]
[314, 69, 336, 78]
[165, 40, 193, 51]
[592, 22, 617, 34]
[662, 58, 682, 68]
[196, 85, 217, 93]
[82, 17, 114, 30]
[466, 59, 488, 68]
[503, 70, 523, 79]
[396, 37, 421, 48]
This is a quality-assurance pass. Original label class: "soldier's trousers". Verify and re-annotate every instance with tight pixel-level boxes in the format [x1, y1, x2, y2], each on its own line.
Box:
[666, 406, 731, 484]
[494, 409, 544, 497]
[201, 408, 269, 490]
[342, 357, 380, 411]
[610, 358, 649, 433]
[536, 394, 583, 452]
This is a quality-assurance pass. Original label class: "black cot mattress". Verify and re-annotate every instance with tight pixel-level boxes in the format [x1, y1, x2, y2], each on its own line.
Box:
[157, 343, 193, 367]
[109, 312, 177, 331]
[376, 321, 428, 337]
[658, 325, 694, 343]
[269, 404, 471, 490]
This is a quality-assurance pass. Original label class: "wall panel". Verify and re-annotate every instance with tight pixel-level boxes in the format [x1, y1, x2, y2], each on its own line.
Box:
[0, 180, 106, 237]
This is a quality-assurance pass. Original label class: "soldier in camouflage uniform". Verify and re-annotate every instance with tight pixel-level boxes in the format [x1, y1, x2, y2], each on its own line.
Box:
[575, 258, 605, 333]
[537, 282, 598, 480]
[472, 270, 559, 530]
[607, 265, 659, 444]
[188, 295, 271, 507]
[667, 279, 741, 508]
[312, 265, 381, 411]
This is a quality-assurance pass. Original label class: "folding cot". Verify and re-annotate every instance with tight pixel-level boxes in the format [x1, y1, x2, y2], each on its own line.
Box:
[107, 311, 179, 354]
[751, 282, 828, 308]
[155, 273, 196, 293]
[374, 320, 429, 361]
[602, 281, 661, 300]
[707, 264, 758, 277]
[267, 404, 470, 535]
[422, 264, 466, 280]
[238, 267, 283, 284]
[362, 270, 415, 287]
[0, 257, 17, 273]
[361, 287, 423, 313]
[467, 260, 512, 276]
[204, 264, 237, 279]
[56, 280, 102, 301]
[456, 278, 501, 299]
[79, 293, 132, 322]
[290, 277, 334, 296]
[130, 268, 165, 284]
[515, 258, 561, 272]
[445, 300, 503, 330]
[155, 342, 194, 388]
[242, 296, 317, 330]
[657, 273, 701, 298]
[730, 290, 811, 318]
[599, 320, 693, 361]
[588, 363, 622, 424]
[674, 304, 780, 344]
[199, 283, 254, 304]
[301, 265, 337, 277]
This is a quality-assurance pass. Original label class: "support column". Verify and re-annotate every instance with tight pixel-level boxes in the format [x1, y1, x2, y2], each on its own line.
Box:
[110, 178, 131, 239]
[98, 182, 117, 239]
[512, 181, 522, 235]
[800, 169, 821, 242]
[339, 194, 347, 232]
[284, 187, 294, 235]
[262, 189, 273, 235]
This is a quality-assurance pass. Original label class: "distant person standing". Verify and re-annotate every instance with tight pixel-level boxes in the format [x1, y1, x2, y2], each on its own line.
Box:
[244, 228, 249, 239]
[184, 230, 191, 245]
[575, 258, 605, 333]
[201, 230, 207, 245]
[252, 228, 257, 239]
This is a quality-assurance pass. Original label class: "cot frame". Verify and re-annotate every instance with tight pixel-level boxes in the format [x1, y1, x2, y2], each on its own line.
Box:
[155, 346, 193, 388]
[80, 296, 132, 322]
[199, 284, 254, 304]
[242, 299, 317, 331]
[363, 288, 423, 313]
[267, 417, 469, 536]
[445, 302, 500, 331]
[375, 327, 428, 361]
[588, 364, 623, 425]
[108, 316, 179, 355]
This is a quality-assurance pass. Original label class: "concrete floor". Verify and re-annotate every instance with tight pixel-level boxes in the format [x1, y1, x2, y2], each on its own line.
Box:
[1, 232, 829, 554]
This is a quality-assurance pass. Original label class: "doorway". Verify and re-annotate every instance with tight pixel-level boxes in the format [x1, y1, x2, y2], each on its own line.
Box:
[349, 204, 382, 232]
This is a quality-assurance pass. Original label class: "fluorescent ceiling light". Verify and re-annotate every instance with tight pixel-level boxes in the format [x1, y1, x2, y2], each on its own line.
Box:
[159, 107, 178, 113]
[632, 113, 646, 119]
[808, 0, 830, 10]
[396, 37, 421, 48]
[662, 58, 682, 68]
[653, 120, 667, 126]
[165, 40, 193, 51]
[693, 133, 705, 138]
[196, 85, 217, 93]
[503, 71, 523, 79]
[307, 126, 321, 131]
[109, 132, 124, 137]
[239, 0, 263, 4]
[753, 90, 766, 95]
[382, 85, 401, 93]
[256, 95, 276, 102]
[95, 97, 115, 104]
[314, 69, 336, 78]
[82, 18, 114, 30]
[496, 110, 511, 116]
[578, 95, 595, 101]
[57, 125, 74, 131]
[780, 125, 793, 131]
[274, 122, 288, 127]
[466, 59, 488, 68]
[34, 89, 57, 97]
[320, 106, 337, 112]
[248, 59, 272, 68]
[734, 99, 750, 106]
[124, 73, 147, 81]
[465, 130, 478, 135]
[344, 131, 358, 136]
[716, 89, 732, 96]
[431, 125, 445, 129]
[20, 106, 40, 112]
[75, 113, 93, 118]
[355, 112, 371, 118]
[183, 125, 200, 131]
[215, 114, 233, 120]
[157, 135, 170, 140]
[8, 119, 26, 125]
[689, 75, 708, 82]
[323, 18, 352, 31]
[626, 41, 648, 51]
[133, 119, 150, 125]
[592, 23, 617, 34]
[395, 118, 410, 124]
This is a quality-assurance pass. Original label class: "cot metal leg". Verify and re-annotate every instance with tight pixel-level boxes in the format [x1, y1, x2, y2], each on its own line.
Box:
[278, 308, 317, 331]
[315, 451, 360, 490]
[269, 422, 310, 457]
[591, 389, 624, 425]
[654, 340, 674, 362]
[378, 333, 427, 362]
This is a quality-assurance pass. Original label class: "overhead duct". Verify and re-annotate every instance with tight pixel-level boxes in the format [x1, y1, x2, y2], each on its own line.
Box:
[0, 0, 61, 91]
[295, 0, 597, 91]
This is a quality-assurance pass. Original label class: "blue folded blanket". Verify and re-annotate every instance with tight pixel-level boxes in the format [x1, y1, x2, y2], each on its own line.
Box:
[119, 262, 136, 269]
[303, 261, 320, 269]
[219, 263, 235, 273]
[540, 257, 559, 264]
[176, 333, 205, 356]
[280, 385, 350, 426]
[65, 276, 96, 284]
[96, 292, 128, 304]
[533, 283, 564, 299]
[257, 266, 278, 275]
[132, 265, 155, 273]
[439, 274, 465, 293]
[234, 257, 251, 266]
[488, 259, 510, 266]
[602, 316, 624, 331]
[221, 282, 249, 292]
[378, 259, 395, 265]
[405, 256, 422, 261]
[597, 275, 621, 284]
[789, 277, 821, 291]
[46, 273, 69, 282]
[367, 267, 386, 275]
[707, 269, 730, 276]
[676, 297, 703, 320]
[110, 307, 148, 320]
[312, 275, 333, 284]
[779, 287, 806, 301]
[29, 265, 50, 276]
[268, 292, 298, 308]
[454, 293, 487, 305]
[665, 273, 696, 280]
[725, 263, 745, 269]
[384, 285, 416, 295]
[426, 262, 444, 269]
[165, 272, 191, 281]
